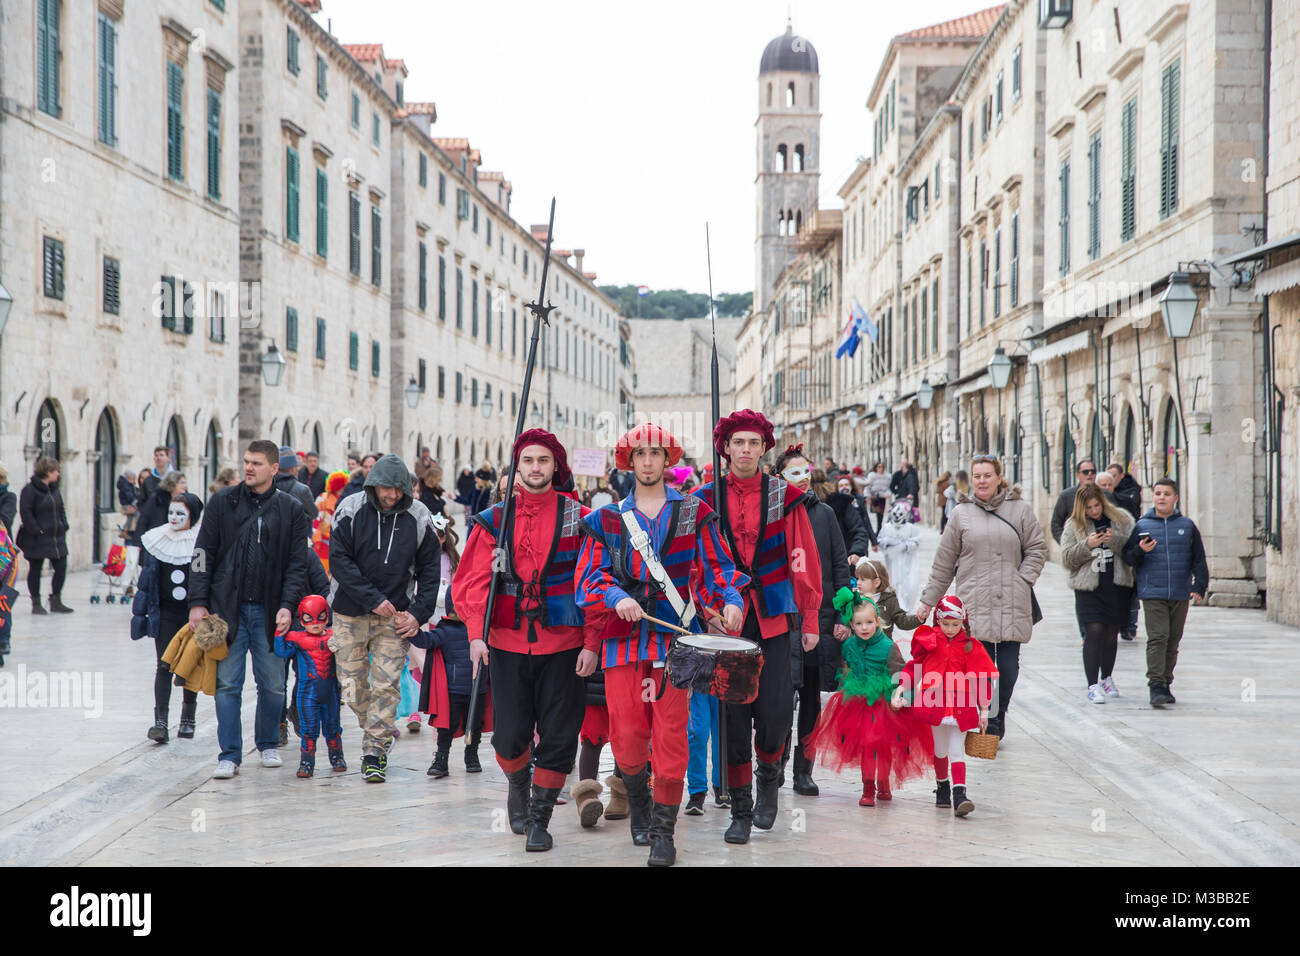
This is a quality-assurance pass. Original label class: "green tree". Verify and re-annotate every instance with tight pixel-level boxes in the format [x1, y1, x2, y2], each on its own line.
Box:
[598, 285, 753, 320]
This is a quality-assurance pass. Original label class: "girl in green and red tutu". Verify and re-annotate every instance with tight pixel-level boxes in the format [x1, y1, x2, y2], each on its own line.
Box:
[808, 587, 933, 806]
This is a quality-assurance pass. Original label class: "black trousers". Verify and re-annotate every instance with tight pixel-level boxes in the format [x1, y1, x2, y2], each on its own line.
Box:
[794, 655, 822, 757]
[726, 612, 793, 770]
[981, 640, 1021, 718]
[154, 606, 197, 715]
[27, 555, 68, 600]
[489, 646, 584, 774]
[436, 691, 488, 750]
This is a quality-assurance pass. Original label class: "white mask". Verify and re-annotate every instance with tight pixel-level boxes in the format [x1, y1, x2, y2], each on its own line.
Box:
[782, 465, 811, 484]
[167, 502, 190, 530]
[889, 503, 910, 524]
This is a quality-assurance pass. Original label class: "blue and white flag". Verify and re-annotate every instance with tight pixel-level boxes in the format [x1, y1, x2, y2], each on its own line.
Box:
[853, 299, 878, 342]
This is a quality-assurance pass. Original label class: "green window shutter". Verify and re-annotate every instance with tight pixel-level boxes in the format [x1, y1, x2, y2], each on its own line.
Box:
[438, 255, 446, 320]
[285, 146, 299, 241]
[438, 171, 446, 205]
[351, 90, 359, 128]
[931, 278, 939, 352]
[287, 27, 299, 75]
[159, 275, 175, 329]
[349, 332, 359, 370]
[456, 268, 463, 329]
[1121, 99, 1137, 242]
[1088, 132, 1101, 260]
[315, 168, 328, 257]
[371, 340, 380, 377]
[419, 153, 427, 187]
[43, 237, 65, 300]
[901, 301, 908, 366]
[1010, 211, 1020, 308]
[1160, 61, 1180, 219]
[103, 256, 120, 314]
[486, 290, 492, 344]
[316, 55, 327, 99]
[348, 191, 361, 275]
[979, 239, 987, 327]
[285, 307, 298, 352]
[372, 111, 379, 146]
[182, 281, 194, 334]
[166, 62, 184, 180]
[1059, 160, 1070, 275]
[315, 317, 326, 360]
[418, 241, 427, 311]
[206, 87, 221, 200]
[38, 0, 61, 117]
[98, 14, 117, 146]
[371, 206, 381, 287]
[472, 278, 479, 336]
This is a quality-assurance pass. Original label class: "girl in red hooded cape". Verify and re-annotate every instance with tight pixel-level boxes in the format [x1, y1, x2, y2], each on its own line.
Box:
[809, 587, 933, 806]
[897, 594, 997, 818]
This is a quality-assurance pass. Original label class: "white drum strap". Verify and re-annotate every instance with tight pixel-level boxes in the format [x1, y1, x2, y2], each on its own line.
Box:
[621, 509, 696, 630]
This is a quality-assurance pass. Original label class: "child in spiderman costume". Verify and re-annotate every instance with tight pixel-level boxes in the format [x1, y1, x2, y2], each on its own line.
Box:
[274, 594, 345, 778]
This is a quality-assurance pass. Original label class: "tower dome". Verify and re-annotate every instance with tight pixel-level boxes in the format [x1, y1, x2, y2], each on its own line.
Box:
[759, 21, 819, 75]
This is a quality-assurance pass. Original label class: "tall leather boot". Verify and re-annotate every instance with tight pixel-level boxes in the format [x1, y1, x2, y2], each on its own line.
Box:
[525, 784, 561, 852]
[792, 745, 819, 796]
[724, 784, 753, 845]
[49, 593, 75, 614]
[506, 767, 532, 835]
[622, 766, 653, 847]
[31, 595, 48, 615]
[647, 802, 679, 867]
[753, 760, 781, 829]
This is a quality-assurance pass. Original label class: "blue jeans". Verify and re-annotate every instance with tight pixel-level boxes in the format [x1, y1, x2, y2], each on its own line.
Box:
[686, 691, 721, 793]
[215, 604, 286, 763]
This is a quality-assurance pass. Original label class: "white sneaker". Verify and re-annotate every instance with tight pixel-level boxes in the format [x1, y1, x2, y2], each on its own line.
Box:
[260, 748, 284, 768]
[212, 760, 239, 779]
[1100, 676, 1120, 698]
[1087, 684, 1107, 704]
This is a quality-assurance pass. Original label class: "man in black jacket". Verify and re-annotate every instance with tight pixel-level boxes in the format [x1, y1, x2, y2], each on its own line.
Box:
[297, 451, 327, 499]
[889, 458, 920, 520]
[329, 453, 442, 782]
[189, 440, 310, 780]
[1050, 459, 1118, 543]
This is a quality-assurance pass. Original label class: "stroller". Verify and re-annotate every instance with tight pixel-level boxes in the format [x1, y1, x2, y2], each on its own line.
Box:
[90, 541, 129, 604]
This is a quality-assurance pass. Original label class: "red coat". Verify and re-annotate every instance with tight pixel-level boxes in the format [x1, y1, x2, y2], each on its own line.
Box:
[421, 647, 494, 737]
[900, 624, 998, 732]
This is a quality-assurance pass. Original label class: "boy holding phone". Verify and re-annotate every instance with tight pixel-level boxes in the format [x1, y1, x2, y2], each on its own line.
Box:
[1121, 478, 1209, 707]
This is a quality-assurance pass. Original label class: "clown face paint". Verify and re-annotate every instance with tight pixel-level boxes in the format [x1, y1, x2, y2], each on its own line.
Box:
[167, 502, 191, 530]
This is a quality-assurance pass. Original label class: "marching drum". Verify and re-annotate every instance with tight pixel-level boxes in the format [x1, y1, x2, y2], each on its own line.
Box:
[666, 633, 764, 705]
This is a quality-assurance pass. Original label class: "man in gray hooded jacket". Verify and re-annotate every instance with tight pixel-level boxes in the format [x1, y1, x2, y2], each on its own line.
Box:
[329, 454, 442, 782]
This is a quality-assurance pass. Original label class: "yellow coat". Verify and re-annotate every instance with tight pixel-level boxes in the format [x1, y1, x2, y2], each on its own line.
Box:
[161, 623, 230, 697]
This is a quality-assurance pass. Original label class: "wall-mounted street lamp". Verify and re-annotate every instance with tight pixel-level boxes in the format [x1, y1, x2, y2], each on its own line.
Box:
[261, 341, 286, 387]
[405, 376, 421, 409]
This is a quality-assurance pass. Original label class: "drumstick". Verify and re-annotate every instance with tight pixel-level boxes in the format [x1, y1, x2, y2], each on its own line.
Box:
[641, 613, 693, 636]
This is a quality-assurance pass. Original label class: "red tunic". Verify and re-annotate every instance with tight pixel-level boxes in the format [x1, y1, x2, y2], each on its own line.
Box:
[723, 472, 822, 639]
[453, 487, 603, 656]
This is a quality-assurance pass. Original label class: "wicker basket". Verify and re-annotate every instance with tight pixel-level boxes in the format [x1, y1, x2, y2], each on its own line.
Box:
[964, 731, 999, 760]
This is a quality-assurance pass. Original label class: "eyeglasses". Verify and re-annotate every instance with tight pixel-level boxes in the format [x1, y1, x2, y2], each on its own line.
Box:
[1079, 468, 1097, 476]
[970, 454, 998, 463]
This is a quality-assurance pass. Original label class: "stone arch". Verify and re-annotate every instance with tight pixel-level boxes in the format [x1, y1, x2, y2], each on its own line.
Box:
[793, 144, 804, 172]
[775, 144, 787, 173]
[34, 396, 64, 460]
[786, 82, 794, 107]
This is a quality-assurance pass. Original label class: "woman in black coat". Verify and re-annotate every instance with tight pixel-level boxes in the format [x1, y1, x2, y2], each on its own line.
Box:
[772, 449, 850, 797]
[17, 457, 72, 614]
[826, 473, 876, 561]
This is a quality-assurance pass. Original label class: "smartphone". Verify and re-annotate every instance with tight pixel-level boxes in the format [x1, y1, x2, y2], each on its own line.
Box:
[1138, 532, 1153, 542]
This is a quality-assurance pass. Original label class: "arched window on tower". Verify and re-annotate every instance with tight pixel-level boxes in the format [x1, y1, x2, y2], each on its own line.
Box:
[778, 210, 786, 236]
[775, 144, 787, 173]
[793, 144, 804, 172]
[795, 210, 803, 234]
[767, 82, 773, 107]
[786, 82, 795, 107]
[787, 209, 795, 235]
[809, 82, 814, 106]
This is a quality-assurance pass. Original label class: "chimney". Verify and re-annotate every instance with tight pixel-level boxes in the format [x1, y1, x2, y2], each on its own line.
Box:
[573, 249, 585, 275]
[530, 224, 549, 243]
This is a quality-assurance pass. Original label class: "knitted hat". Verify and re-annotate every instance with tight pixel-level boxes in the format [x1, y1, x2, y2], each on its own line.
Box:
[934, 594, 965, 620]
[614, 422, 684, 471]
[278, 445, 298, 470]
[712, 409, 776, 461]
[513, 428, 572, 487]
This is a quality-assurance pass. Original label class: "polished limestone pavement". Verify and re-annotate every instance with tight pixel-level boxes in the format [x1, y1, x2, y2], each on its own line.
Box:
[2, 526, 1298, 867]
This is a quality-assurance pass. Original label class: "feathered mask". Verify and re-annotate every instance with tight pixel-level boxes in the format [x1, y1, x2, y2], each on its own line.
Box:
[832, 586, 877, 625]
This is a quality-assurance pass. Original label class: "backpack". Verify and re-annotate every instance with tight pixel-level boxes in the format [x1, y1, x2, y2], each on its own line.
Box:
[0, 524, 20, 587]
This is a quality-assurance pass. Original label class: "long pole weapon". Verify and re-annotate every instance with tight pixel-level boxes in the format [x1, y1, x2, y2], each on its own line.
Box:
[466, 198, 557, 731]
[705, 223, 729, 789]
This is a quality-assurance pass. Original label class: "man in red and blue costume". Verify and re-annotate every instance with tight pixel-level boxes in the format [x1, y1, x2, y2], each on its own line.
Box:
[575, 423, 747, 867]
[692, 409, 823, 844]
[274, 594, 344, 778]
[453, 429, 604, 853]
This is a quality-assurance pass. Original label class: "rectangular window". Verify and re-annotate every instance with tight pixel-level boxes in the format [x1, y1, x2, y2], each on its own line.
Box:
[417, 358, 426, 392]
[512, 308, 518, 356]
[1087, 131, 1102, 261]
[1120, 98, 1137, 242]
[286, 26, 299, 75]
[315, 316, 326, 360]
[1012, 44, 1022, 101]
[486, 219, 492, 245]
[1160, 60, 1180, 219]
[158, 275, 194, 333]
[313, 168, 328, 256]
[471, 278, 479, 336]
[418, 241, 428, 311]
[37, 0, 61, 117]
[965, 252, 973, 337]
[471, 378, 478, 408]
[351, 90, 360, 128]
[438, 171, 447, 204]
[371, 340, 380, 377]
[285, 306, 299, 352]
[995, 72, 1004, 124]
[166, 62, 184, 180]
[485, 289, 493, 345]
[980, 96, 988, 141]
[419, 152, 427, 187]
[285, 146, 299, 241]
[968, 119, 974, 160]
[438, 255, 447, 320]
[102, 255, 119, 314]
[993, 228, 1002, 318]
[472, 204, 479, 234]
[97, 13, 117, 146]
[206, 88, 221, 200]
[42, 236, 64, 300]
[1059, 159, 1071, 275]
[911, 296, 919, 361]
[211, 291, 226, 343]
[348, 331, 359, 371]
[931, 277, 939, 353]
[455, 371, 463, 403]
[980, 238, 989, 327]
[1010, 210, 1020, 308]
[456, 189, 469, 220]
[371, 206, 382, 287]
[920, 287, 928, 357]
[455, 267, 463, 329]
[437, 365, 446, 399]
[316, 54, 327, 99]
[901, 300, 908, 367]
[372, 110, 380, 147]
[348, 190, 361, 275]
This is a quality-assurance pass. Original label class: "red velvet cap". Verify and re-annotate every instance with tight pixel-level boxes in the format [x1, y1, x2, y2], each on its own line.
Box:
[513, 428, 572, 487]
[712, 409, 776, 461]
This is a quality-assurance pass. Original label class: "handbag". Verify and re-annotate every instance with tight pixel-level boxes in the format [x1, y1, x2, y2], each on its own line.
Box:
[986, 509, 1043, 625]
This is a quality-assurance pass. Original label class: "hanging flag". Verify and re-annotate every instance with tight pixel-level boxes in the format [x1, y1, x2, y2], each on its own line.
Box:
[834, 310, 860, 359]
[637, 285, 649, 297]
[853, 299, 878, 342]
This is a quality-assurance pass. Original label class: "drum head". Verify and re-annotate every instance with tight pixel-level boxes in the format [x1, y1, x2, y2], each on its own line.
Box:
[677, 634, 758, 653]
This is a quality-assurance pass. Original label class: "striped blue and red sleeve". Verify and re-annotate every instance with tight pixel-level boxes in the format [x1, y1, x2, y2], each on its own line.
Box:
[691, 520, 749, 620]
[574, 517, 630, 611]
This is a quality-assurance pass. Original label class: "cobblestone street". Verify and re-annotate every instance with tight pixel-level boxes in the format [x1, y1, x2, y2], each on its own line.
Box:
[2, 526, 1297, 867]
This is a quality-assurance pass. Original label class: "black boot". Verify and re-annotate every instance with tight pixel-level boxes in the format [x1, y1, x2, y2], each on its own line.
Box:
[464, 733, 482, 773]
[753, 761, 780, 829]
[426, 749, 450, 778]
[506, 767, 531, 835]
[647, 802, 679, 867]
[49, 593, 74, 614]
[177, 698, 196, 738]
[622, 766, 653, 847]
[934, 779, 951, 808]
[31, 596, 48, 615]
[525, 785, 561, 852]
[147, 708, 169, 743]
[724, 785, 754, 844]
[952, 785, 974, 817]
[792, 746, 819, 796]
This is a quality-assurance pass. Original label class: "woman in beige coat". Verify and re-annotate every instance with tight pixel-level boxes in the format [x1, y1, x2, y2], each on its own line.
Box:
[917, 455, 1047, 739]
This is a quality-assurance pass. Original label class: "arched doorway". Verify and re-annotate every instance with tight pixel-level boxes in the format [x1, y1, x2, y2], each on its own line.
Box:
[165, 415, 184, 473]
[93, 409, 117, 561]
[204, 420, 221, 492]
[1121, 403, 1138, 476]
[312, 423, 324, 460]
[280, 418, 294, 451]
[436, 436, 443, 463]
[1060, 419, 1077, 490]
[36, 398, 61, 460]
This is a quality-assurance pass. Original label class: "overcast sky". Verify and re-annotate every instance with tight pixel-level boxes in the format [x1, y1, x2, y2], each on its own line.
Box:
[316, 0, 993, 295]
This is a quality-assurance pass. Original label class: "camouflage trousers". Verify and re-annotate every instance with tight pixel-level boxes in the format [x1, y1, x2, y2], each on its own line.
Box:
[333, 612, 409, 757]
